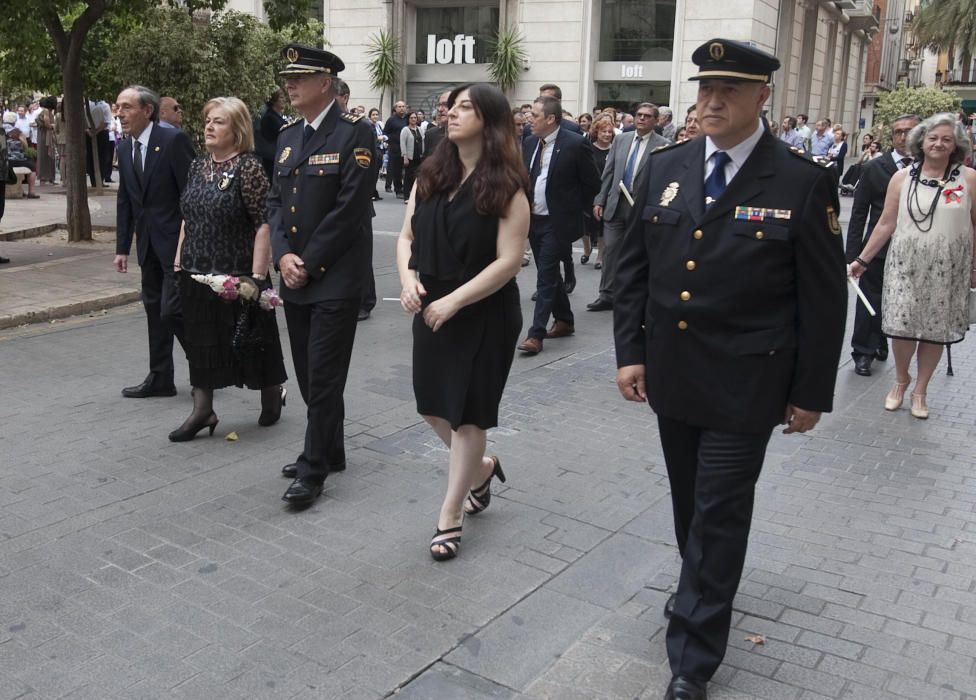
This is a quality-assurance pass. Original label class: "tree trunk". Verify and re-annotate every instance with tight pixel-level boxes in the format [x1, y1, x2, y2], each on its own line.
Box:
[42, 1, 108, 243]
[62, 61, 93, 242]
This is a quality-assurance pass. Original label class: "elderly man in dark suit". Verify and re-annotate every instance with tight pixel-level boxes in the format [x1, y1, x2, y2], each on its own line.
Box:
[588, 102, 669, 311]
[614, 40, 847, 700]
[516, 95, 600, 355]
[114, 85, 195, 398]
[845, 114, 920, 376]
[268, 45, 377, 506]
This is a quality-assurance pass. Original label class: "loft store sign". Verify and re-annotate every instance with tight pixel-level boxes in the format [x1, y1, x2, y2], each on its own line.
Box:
[426, 34, 477, 64]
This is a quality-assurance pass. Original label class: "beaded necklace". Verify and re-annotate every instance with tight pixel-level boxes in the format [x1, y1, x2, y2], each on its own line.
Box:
[906, 162, 958, 233]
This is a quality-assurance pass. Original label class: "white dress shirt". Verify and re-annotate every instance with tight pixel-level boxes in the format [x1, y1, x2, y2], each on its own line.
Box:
[703, 120, 766, 185]
[531, 130, 559, 216]
[132, 122, 154, 171]
[305, 101, 335, 133]
[622, 132, 650, 185]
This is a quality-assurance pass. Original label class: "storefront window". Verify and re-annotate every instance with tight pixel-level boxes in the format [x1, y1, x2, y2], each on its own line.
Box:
[415, 6, 500, 64]
[599, 0, 675, 61]
[596, 82, 671, 113]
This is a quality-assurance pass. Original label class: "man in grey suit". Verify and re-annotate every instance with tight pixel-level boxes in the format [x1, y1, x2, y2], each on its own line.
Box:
[588, 103, 669, 311]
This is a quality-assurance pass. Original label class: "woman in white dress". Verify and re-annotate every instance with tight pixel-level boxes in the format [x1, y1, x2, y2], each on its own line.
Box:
[850, 113, 976, 419]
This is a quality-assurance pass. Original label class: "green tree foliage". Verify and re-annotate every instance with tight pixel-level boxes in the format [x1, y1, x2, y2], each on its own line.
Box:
[874, 83, 961, 148]
[912, 0, 976, 55]
[487, 28, 527, 94]
[0, 0, 315, 242]
[100, 8, 322, 143]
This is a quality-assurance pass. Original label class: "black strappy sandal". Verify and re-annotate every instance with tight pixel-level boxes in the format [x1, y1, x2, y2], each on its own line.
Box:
[463, 456, 506, 516]
[430, 525, 462, 561]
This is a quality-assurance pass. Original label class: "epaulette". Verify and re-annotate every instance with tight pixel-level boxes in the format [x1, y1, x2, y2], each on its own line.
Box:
[786, 145, 824, 169]
[651, 138, 693, 154]
[340, 112, 363, 123]
[280, 119, 300, 132]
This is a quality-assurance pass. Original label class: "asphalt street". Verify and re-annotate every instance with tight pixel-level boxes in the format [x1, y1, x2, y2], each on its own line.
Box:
[0, 191, 975, 699]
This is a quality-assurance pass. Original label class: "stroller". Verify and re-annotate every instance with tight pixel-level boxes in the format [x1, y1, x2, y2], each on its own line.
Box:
[839, 161, 860, 197]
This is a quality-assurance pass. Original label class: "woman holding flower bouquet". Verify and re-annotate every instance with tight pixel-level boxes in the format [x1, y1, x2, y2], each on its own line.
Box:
[171, 96, 287, 442]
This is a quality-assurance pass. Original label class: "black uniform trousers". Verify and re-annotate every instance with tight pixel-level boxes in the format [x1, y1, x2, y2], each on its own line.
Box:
[140, 245, 185, 386]
[851, 257, 887, 359]
[386, 146, 403, 194]
[657, 415, 773, 681]
[528, 215, 573, 339]
[284, 298, 359, 481]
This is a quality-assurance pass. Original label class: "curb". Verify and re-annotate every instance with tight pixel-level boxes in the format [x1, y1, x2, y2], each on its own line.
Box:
[0, 223, 116, 242]
[0, 291, 141, 331]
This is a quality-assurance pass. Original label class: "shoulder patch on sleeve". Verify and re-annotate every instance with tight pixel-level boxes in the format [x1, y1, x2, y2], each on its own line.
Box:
[340, 112, 364, 123]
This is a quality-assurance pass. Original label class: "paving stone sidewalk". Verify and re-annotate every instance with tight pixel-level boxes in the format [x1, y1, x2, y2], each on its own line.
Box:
[0, 193, 975, 699]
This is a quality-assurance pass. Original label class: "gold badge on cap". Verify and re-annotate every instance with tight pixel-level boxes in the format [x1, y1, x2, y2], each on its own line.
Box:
[354, 147, 372, 169]
[659, 182, 679, 207]
[827, 206, 840, 235]
[278, 146, 292, 163]
[286, 47, 299, 63]
[709, 42, 725, 61]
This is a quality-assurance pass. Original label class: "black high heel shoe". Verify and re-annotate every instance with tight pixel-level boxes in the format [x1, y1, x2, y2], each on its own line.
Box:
[463, 456, 506, 515]
[168, 412, 218, 442]
[258, 387, 287, 427]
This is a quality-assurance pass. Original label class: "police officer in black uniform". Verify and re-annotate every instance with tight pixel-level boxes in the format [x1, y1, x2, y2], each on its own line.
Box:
[614, 40, 847, 700]
[268, 45, 376, 506]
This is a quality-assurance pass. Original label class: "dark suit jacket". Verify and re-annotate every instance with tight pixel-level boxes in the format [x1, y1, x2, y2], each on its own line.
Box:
[845, 152, 899, 263]
[614, 133, 848, 433]
[522, 128, 601, 243]
[116, 124, 195, 266]
[267, 106, 377, 303]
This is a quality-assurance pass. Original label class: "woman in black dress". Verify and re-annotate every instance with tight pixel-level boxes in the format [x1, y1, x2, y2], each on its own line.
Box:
[396, 84, 530, 561]
[171, 96, 287, 441]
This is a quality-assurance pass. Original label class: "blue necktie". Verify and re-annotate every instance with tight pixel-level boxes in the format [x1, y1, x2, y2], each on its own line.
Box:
[704, 151, 730, 208]
[622, 135, 643, 190]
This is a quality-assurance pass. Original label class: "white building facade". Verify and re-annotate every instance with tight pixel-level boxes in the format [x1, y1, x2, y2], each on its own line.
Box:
[231, 0, 877, 125]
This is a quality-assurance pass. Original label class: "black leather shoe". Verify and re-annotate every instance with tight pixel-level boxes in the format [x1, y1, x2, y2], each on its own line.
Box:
[564, 279, 576, 294]
[587, 298, 613, 312]
[875, 346, 889, 362]
[357, 308, 371, 321]
[853, 355, 873, 377]
[122, 374, 177, 398]
[664, 676, 707, 700]
[282, 461, 345, 478]
[664, 593, 676, 619]
[531, 291, 538, 301]
[282, 478, 323, 506]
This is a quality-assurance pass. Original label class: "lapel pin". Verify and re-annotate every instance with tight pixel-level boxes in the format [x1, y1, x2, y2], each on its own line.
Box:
[154, 146, 160, 152]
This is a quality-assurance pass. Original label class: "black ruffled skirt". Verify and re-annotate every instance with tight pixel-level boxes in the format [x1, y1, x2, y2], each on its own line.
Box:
[179, 272, 287, 390]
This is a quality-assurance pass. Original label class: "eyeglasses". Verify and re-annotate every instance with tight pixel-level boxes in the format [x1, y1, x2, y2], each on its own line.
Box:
[174, 105, 183, 112]
[893, 129, 912, 136]
[636, 113, 655, 119]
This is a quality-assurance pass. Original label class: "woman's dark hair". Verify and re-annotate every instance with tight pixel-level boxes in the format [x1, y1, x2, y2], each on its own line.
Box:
[416, 83, 528, 217]
[266, 88, 283, 109]
[40, 96, 57, 110]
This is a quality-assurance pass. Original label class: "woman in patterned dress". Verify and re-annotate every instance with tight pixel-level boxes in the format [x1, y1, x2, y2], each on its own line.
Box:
[849, 113, 976, 419]
[170, 97, 287, 441]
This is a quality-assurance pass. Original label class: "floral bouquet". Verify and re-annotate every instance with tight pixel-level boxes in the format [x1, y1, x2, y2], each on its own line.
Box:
[190, 274, 283, 359]
[190, 274, 282, 311]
